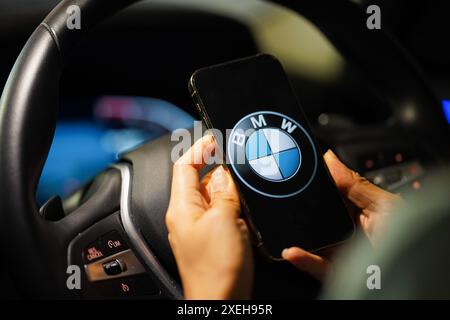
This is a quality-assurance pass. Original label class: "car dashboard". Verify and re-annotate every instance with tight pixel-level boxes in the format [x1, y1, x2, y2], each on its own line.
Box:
[37, 96, 195, 204]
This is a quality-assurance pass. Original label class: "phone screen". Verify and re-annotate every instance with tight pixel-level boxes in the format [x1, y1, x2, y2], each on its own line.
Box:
[190, 54, 354, 258]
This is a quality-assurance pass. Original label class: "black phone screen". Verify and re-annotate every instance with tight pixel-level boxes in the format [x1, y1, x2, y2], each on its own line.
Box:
[190, 54, 354, 258]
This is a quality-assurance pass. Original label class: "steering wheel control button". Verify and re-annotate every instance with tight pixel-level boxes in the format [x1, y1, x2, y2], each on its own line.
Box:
[103, 259, 127, 276]
[84, 241, 105, 263]
[228, 111, 317, 198]
[85, 249, 145, 282]
[100, 230, 129, 256]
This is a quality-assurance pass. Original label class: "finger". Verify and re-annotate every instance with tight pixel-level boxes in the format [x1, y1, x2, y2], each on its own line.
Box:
[200, 170, 213, 203]
[236, 218, 251, 240]
[236, 218, 249, 232]
[324, 150, 400, 210]
[316, 245, 338, 261]
[172, 135, 216, 203]
[282, 247, 330, 281]
[168, 135, 216, 228]
[176, 134, 217, 169]
[208, 166, 241, 218]
[167, 233, 175, 252]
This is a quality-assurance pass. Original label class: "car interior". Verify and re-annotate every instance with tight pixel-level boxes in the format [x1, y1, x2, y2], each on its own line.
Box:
[0, 0, 449, 299]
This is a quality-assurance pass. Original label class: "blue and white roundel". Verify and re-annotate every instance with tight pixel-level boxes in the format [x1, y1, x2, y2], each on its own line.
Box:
[227, 111, 317, 198]
[245, 128, 301, 182]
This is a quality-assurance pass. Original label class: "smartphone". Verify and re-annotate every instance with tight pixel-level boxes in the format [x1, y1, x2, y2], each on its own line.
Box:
[189, 54, 354, 260]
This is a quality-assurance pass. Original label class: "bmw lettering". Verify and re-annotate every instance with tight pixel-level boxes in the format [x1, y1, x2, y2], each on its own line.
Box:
[227, 111, 317, 198]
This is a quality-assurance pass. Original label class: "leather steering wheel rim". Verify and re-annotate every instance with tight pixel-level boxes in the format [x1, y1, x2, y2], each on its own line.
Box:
[0, 0, 447, 298]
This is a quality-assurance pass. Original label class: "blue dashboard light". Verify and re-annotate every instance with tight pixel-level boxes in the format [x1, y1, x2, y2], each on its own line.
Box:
[37, 96, 195, 205]
[442, 100, 450, 124]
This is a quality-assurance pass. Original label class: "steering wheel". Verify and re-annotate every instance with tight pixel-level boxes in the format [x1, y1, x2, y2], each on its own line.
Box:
[0, 0, 448, 299]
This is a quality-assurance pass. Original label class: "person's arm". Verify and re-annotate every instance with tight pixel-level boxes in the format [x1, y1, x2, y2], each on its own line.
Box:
[166, 135, 253, 299]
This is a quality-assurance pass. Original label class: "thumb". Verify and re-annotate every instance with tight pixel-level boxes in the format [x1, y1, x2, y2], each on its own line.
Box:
[324, 150, 399, 210]
[282, 247, 330, 281]
[209, 166, 241, 217]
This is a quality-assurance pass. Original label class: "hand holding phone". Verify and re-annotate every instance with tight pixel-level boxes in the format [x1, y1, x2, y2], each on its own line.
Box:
[189, 54, 354, 260]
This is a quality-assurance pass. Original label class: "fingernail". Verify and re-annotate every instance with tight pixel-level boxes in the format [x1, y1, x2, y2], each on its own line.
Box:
[281, 248, 290, 258]
[325, 149, 338, 159]
[211, 166, 229, 193]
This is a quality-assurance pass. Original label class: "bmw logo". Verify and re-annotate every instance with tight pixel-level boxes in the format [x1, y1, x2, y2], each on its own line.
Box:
[227, 111, 317, 198]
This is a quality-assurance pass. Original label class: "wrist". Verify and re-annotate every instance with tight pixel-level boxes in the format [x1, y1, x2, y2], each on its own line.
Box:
[183, 277, 236, 300]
